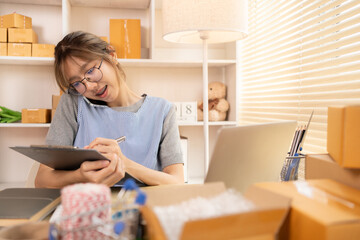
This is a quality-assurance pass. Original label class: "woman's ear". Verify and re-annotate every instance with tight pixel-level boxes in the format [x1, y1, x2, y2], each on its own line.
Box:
[107, 45, 118, 62]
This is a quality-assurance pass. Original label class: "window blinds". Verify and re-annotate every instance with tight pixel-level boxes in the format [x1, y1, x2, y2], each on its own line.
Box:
[239, 0, 360, 154]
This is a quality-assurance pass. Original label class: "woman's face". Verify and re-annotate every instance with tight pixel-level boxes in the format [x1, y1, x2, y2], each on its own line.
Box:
[64, 56, 120, 103]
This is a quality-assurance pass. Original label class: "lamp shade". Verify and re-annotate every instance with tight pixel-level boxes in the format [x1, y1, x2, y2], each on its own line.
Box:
[162, 0, 248, 44]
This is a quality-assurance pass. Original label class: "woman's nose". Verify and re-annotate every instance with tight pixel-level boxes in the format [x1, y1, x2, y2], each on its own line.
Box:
[84, 80, 98, 92]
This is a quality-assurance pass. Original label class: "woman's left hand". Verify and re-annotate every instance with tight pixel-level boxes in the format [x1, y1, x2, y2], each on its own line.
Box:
[84, 137, 125, 186]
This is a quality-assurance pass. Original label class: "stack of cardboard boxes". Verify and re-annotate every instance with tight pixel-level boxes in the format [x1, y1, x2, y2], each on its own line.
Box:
[21, 93, 61, 124]
[305, 106, 360, 190]
[252, 106, 360, 240]
[144, 106, 360, 240]
[0, 12, 57, 123]
[0, 13, 54, 57]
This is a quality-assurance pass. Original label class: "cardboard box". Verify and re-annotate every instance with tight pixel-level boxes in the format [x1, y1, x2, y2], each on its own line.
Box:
[0, 13, 32, 29]
[51, 109, 56, 122]
[99, 36, 108, 43]
[7, 43, 31, 57]
[52, 95, 61, 109]
[0, 43, 6, 56]
[255, 179, 360, 240]
[0, 28, 6, 42]
[305, 154, 360, 190]
[22, 109, 51, 123]
[328, 106, 360, 168]
[8, 28, 37, 43]
[110, 19, 141, 59]
[141, 182, 291, 240]
[32, 44, 54, 57]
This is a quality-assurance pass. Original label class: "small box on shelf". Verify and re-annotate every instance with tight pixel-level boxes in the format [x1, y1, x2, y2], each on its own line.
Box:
[0, 13, 32, 29]
[99, 36, 108, 43]
[110, 19, 141, 59]
[7, 43, 31, 57]
[0, 28, 6, 42]
[0, 43, 6, 56]
[51, 95, 61, 122]
[22, 109, 51, 123]
[32, 44, 55, 57]
[52, 95, 61, 109]
[8, 28, 38, 43]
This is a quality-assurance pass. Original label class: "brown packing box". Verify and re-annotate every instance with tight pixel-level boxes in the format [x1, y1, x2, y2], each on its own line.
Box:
[32, 44, 54, 57]
[255, 179, 360, 240]
[8, 28, 38, 43]
[51, 109, 56, 122]
[99, 36, 108, 43]
[0, 43, 6, 56]
[0, 13, 32, 29]
[305, 154, 360, 190]
[52, 95, 61, 109]
[327, 106, 360, 168]
[7, 43, 31, 57]
[0, 28, 6, 42]
[141, 182, 291, 240]
[109, 19, 141, 59]
[22, 109, 51, 123]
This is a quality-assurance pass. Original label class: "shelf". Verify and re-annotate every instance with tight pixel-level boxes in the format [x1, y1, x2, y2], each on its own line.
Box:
[0, 0, 61, 6]
[121, 59, 236, 68]
[0, 123, 51, 128]
[0, 56, 236, 67]
[0, 56, 54, 66]
[0, 122, 237, 128]
[70, 0, 151, 9]
[0, 0, 151, 9]
[179, 121, 237, 126]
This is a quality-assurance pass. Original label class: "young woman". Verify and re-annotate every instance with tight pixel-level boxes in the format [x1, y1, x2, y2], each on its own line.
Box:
[35, 31, 184, 188]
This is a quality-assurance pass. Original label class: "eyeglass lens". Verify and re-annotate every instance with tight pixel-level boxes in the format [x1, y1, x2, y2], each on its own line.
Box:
[71, 64, 103, 94]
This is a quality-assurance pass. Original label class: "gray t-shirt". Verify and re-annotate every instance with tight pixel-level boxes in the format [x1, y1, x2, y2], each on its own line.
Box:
[46, 93, 183, 169]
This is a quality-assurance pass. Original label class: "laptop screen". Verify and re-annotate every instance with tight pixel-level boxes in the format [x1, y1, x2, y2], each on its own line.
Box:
[205, 121, 297, 192]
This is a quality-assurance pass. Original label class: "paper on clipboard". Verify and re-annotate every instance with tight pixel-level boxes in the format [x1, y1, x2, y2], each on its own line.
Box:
[10, 145, 109, 170]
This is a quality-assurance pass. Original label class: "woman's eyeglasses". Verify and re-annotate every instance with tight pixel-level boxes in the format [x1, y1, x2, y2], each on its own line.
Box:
[69, 59, 103, 95]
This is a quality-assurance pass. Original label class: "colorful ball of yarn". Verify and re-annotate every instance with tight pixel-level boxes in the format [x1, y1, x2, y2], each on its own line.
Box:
[60, 183, 111, 240]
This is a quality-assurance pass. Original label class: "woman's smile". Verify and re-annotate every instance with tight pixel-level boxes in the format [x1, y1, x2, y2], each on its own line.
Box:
[95, 85, 108, 97]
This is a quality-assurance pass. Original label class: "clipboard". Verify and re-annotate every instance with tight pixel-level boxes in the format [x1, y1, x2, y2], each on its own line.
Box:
[10, 145, 109, 170]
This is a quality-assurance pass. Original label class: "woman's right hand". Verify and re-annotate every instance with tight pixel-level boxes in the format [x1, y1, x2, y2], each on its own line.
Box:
[78, 159, 110, 183]
[78, 153, 125, 186]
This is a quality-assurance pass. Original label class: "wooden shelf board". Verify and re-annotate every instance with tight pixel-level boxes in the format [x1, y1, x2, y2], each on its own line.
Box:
[0, 57, 235, 68]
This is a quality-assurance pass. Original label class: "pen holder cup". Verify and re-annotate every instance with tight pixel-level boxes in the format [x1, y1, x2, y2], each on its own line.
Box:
[280, 154, 306, 181]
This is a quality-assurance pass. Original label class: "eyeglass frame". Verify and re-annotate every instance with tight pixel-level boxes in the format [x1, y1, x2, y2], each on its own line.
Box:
[68, 58, 104, 95]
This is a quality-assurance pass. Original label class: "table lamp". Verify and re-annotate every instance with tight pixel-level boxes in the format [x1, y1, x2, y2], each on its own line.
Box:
[162, 0, 248, 176]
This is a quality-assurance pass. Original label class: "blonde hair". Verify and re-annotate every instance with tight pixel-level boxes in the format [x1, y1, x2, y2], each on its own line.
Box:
[54, 31, 125, 93]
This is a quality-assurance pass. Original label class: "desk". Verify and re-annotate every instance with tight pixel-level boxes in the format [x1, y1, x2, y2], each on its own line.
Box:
[0, 188, 123, 239]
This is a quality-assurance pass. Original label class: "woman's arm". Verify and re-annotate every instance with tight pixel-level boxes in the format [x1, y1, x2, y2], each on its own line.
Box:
[35, 153, 125, 188]
[86, 136, 184, 186]
[35, 164, 83, 188]
[124, 159, 184, 185]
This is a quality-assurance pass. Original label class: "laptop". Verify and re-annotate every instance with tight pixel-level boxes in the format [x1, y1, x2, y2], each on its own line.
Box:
[205, 121, 297, 192]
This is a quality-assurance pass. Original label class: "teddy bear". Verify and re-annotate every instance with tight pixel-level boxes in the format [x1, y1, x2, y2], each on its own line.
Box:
[197, 81, 230, 121]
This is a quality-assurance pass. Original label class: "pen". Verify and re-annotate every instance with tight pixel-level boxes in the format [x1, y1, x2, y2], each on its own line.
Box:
[116, 136, 126, 143]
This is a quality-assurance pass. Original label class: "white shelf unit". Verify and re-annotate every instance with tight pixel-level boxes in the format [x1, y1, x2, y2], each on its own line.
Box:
[0, 0, 239, 186]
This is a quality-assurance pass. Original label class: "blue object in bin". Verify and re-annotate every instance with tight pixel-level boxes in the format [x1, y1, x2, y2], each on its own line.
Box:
[114, 221, 125, 235]
[123, 179, 138, 191]
[135, 191, 147, 206]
